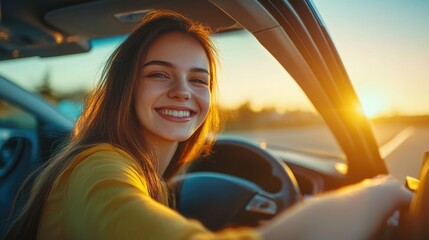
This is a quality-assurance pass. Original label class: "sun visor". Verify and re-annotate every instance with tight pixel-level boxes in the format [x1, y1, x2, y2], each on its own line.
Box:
[44, 0, 240, 39]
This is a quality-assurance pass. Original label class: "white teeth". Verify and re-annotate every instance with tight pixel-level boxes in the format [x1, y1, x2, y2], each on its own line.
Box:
[160, 109, 191, 118]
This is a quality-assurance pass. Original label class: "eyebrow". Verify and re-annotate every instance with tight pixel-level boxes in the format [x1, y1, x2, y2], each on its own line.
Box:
[142, 60, 210, 75]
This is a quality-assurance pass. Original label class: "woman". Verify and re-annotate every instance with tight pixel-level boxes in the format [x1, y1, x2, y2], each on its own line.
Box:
[5, 10, 411, 240]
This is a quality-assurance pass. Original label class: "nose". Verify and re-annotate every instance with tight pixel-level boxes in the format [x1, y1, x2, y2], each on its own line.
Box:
[168, 78, 191, 101]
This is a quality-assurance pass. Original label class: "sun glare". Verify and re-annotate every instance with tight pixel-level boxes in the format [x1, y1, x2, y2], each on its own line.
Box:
[359, 93, 389, 118]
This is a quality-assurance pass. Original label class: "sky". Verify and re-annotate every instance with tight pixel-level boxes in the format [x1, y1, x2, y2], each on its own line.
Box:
[312, 0, 429, 117]
[0, 0, 428, 118]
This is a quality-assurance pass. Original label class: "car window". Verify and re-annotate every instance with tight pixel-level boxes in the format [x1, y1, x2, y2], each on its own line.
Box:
[212, 31, 344, 161]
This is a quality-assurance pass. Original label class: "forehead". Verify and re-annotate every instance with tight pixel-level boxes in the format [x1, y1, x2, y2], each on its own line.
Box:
[143, 32, 210, 68]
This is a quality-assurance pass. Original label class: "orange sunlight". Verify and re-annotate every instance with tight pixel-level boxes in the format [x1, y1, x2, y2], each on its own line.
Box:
[358, 92, 390, 118]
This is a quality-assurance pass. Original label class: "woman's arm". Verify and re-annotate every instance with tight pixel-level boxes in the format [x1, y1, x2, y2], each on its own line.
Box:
[63, 150, 259, 240]
[258, 175, 412, 240]
[64, 149, 411, 240]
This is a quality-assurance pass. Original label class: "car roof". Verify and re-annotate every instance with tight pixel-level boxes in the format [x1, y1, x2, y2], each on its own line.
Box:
[0, 0, 239, 61]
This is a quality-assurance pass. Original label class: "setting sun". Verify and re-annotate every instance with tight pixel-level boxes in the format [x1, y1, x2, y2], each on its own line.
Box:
[358, 92, 389, 118]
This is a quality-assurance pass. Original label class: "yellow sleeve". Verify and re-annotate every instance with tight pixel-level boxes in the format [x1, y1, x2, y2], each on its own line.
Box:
[63, 150, 260, 240]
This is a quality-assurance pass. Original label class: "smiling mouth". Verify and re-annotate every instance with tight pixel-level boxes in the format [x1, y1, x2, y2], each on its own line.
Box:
[156, 108, 195, 118]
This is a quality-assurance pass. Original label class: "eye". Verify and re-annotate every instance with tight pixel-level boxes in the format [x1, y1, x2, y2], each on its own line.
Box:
[147, 72, 168, 79]
[190, 78, 209, 86]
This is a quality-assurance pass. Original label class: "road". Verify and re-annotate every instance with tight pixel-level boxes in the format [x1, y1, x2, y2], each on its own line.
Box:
[223, 123, 429, 182]
[375, 125, 429, 181]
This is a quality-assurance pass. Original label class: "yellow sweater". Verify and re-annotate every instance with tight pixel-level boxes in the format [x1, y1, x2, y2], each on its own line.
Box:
[38, 144, 260, 240]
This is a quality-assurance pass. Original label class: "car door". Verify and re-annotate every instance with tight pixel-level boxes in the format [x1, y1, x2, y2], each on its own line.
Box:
[0, 75, 73, 234]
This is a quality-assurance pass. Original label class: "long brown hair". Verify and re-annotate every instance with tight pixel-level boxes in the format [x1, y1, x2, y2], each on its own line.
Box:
[5, 10, 220, 239]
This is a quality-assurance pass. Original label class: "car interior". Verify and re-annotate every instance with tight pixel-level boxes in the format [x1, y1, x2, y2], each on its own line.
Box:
[0, 0, 427, 239]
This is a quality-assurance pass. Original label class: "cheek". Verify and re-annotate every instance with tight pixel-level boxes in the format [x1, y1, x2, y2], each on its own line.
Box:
[136, 82, 157, 106]
[198, 90, 211, 117]
[135, 84, 145, 111]
[135, 82, 155, 120]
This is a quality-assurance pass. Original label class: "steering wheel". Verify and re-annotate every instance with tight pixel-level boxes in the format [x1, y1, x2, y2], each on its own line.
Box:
[398, 151, 429, 239]
[170, 136, 301, 230]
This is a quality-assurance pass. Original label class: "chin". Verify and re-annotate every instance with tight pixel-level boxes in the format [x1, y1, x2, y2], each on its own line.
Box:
[163, 134, 194, 142]
[158, 127, 201, 142]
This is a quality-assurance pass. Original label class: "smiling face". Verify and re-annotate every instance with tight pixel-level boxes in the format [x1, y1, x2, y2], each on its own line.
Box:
[135, 32, 211, 145]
